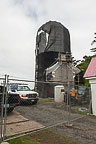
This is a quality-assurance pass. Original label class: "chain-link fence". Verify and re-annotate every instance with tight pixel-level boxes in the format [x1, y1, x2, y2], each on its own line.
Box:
[0, 75, 91, 143]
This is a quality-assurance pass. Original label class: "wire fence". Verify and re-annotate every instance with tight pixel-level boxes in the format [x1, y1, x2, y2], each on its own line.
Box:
[0, 75, 91, 142]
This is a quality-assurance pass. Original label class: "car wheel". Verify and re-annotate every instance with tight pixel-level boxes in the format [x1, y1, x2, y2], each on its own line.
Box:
[32, 101, 37, 105]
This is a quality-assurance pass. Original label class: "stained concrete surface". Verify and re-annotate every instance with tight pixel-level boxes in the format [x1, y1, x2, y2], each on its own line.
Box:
[0, 110, 45, 137]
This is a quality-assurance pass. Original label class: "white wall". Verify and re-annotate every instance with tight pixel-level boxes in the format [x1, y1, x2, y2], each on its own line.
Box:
[89, 78, 96, 115]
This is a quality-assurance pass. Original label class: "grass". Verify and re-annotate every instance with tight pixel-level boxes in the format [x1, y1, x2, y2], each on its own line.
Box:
[76, 107, 88, 115]
[8, 129, 79, 144]
[38, 98, 53, 102]
[88, 114, 96, 119]
[8, 138, 38, 144]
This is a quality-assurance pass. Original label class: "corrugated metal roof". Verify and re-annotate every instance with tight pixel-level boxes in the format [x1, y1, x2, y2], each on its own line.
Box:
[84, 56, 96, 78]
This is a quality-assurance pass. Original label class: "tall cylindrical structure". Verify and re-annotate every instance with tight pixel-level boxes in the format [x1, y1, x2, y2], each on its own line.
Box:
[35, 21, 72, 98]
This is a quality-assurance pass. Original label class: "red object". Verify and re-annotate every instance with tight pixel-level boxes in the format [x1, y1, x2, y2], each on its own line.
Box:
[84, 56, 96, 78]
[61, 89, 64, 92]
[18, 95, 20, 103]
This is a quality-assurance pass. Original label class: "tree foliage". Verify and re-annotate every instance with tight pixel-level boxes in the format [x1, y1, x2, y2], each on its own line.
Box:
[71, 56, 81, 66]
[90, 33, 96, 53]
[77, 55, 92, 86]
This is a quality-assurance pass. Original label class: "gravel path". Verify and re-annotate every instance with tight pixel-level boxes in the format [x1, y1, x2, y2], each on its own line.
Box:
[15, 101, 96, 144]
[15, 102, 81, 126]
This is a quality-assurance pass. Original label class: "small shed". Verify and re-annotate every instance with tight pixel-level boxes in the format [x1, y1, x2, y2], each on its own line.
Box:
[84, 56, 96, 115]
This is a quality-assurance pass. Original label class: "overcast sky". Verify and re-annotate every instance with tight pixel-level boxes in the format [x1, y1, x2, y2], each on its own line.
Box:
[0, 0, 96, 80]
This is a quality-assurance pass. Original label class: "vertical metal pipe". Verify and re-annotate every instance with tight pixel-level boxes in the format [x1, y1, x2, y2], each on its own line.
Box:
[68, 82, 71, 124]
[66, 62, 69, 124]
[89, 87, 92, 114]
[3, 75, 8, 141]
[66, 62, 71, 125]
[67, 82, 69, 124]
[67, 81, 71, 125]
[0, 75, 6, 142]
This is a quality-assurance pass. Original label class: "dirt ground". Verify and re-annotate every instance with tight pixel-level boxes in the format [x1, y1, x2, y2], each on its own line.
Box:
[15, 101, 96, 144]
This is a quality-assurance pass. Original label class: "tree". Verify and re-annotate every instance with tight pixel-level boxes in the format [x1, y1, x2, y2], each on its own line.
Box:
[90, 33, 96, 53]
[77, 55, 92, 86]
[71, 56, 81, 66]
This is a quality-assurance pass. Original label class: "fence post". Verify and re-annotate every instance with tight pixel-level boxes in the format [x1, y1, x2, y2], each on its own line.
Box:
[3, 75, 9, 141]
[0, 75, 6, 142]
[67, 82, 71, 125]
[89, 87, 92, 114]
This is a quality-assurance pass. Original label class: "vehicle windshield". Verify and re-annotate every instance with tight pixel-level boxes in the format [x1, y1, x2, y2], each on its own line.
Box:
[17, 85, 31, 91]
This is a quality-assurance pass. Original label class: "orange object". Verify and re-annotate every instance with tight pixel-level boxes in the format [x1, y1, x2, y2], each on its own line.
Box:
[70, 89, 75, 97]
[75, 89, 79, 100]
